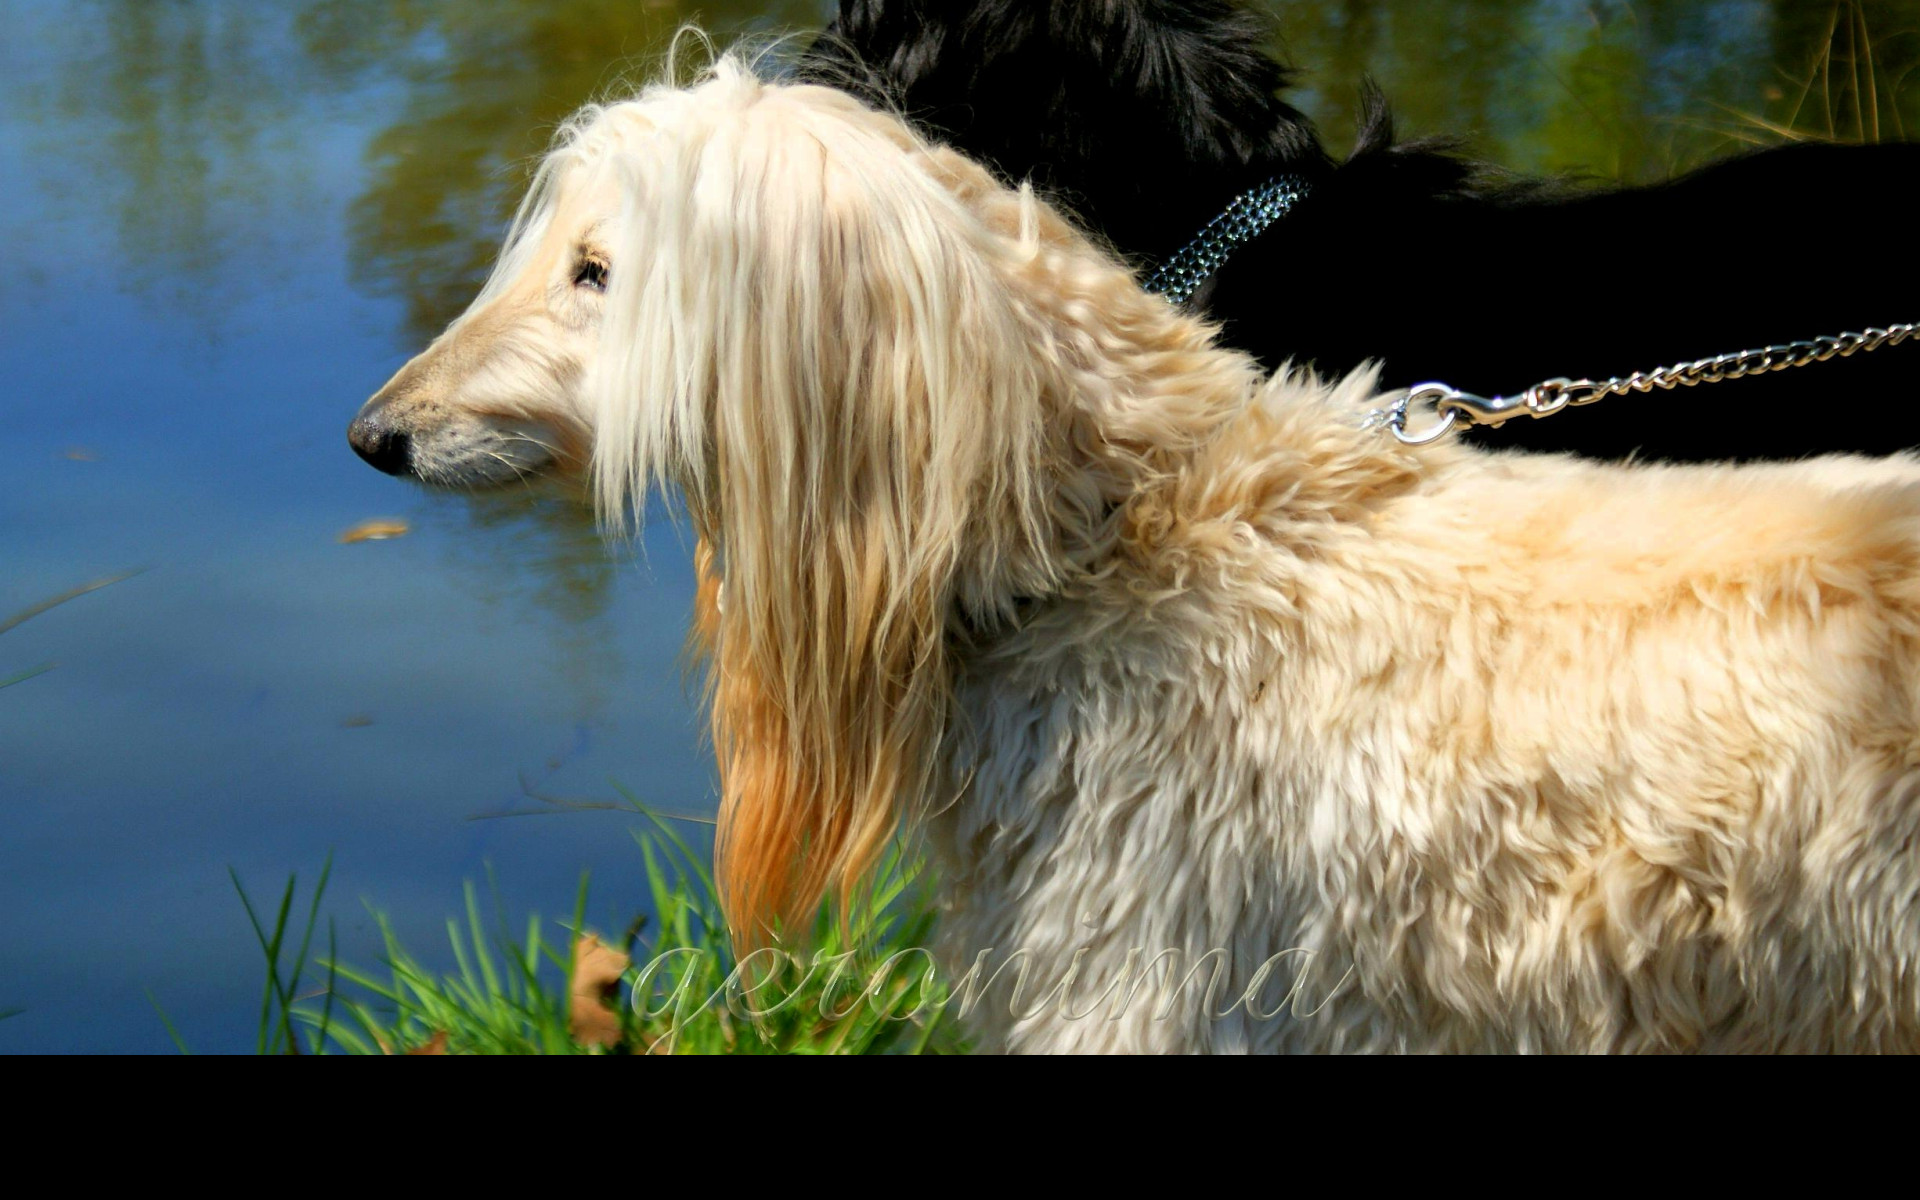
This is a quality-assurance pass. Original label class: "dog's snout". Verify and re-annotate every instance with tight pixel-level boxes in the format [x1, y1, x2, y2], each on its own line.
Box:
[348, 414, 413, 477]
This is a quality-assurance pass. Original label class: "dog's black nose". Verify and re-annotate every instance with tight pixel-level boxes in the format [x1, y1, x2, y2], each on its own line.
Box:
[348, 415, 413, 476]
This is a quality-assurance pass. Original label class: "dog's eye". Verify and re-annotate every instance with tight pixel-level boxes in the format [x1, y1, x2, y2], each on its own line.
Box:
[573, 259, 609, 293]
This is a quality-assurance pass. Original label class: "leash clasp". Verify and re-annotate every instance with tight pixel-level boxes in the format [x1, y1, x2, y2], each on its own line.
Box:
[1429, 383, 1532, 426]
[1391, 378, 1603, 440]
[1427, 378, 1594, 426]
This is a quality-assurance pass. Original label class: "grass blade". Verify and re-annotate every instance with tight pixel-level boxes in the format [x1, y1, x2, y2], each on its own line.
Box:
[0, 663, 54, 690]
[0, 567, 149, 637]
[144, 991, 190, 1055]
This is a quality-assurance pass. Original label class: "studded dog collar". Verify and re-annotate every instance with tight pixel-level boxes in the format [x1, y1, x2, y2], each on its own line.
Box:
[1141, 174, 1311, 306]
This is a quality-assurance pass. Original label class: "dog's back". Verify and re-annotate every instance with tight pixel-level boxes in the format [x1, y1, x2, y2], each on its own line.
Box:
[938, 391, 1920, 1052]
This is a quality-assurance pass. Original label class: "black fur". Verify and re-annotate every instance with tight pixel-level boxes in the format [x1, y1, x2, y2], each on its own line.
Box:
[801, 0, 1920, 461]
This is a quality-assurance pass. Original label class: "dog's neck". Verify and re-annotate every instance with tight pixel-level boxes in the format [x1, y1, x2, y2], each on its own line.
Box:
[996, 235, 1435, 622]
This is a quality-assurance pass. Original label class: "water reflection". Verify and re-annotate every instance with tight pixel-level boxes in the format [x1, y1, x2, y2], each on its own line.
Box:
[302, 0, 827, 340]
[10, 3, 327, 312]
[416, 486, 627, 713]
[1267, 0, 1918, 179]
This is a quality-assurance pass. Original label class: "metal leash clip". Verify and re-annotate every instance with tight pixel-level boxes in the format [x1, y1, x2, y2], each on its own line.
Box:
[1376, 378, 1583, 444]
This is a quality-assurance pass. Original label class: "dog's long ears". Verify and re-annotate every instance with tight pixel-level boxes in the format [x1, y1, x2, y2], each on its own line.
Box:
[700, 144, 1046, 940]
[599, 82, 1057, 940]
[689, 519, 925, 943]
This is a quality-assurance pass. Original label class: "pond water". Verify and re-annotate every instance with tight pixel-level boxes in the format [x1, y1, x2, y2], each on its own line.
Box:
[2, 0, 1912, 1052]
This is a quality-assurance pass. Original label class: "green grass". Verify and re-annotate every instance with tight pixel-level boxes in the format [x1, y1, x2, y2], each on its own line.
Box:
[230, 804, 966, 1055]
[2, 568, 147, 692]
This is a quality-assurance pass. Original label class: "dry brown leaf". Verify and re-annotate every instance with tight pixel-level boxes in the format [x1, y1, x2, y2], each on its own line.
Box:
[405, 1030, 449, 1055]
[338, 519, 411, 544]
[568, 934, 631, 1048]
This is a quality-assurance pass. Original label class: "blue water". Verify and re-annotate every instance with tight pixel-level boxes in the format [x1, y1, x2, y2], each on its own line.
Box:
[2, 0, 1911, 1052]
[0, 0, 755, 1053]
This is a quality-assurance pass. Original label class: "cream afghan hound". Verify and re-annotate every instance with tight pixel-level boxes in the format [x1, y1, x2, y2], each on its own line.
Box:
[349, 52, 1920, 1053]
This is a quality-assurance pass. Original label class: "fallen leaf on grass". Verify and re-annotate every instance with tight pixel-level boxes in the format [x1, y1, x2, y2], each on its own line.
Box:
[569, 934, 631, 1048]
[337, 519, 410, 544]
[405, 1030, 449, 1055]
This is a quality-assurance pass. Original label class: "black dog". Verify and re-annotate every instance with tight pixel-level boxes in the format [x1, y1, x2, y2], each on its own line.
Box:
[801, 0, 1920, 460]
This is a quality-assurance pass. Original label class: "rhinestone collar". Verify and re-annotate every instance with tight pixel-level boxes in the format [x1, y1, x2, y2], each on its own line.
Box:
[1141, 174, 1311, 306]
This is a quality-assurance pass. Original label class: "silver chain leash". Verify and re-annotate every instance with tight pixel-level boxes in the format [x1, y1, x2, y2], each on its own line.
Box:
[1376, 321, 1919, 445]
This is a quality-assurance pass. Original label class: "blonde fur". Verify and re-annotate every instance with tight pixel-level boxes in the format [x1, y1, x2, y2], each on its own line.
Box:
[359, 52, 1920, 1051]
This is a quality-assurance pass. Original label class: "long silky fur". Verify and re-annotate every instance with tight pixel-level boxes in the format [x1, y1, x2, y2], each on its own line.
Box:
[422, 53, 1920, 1051]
